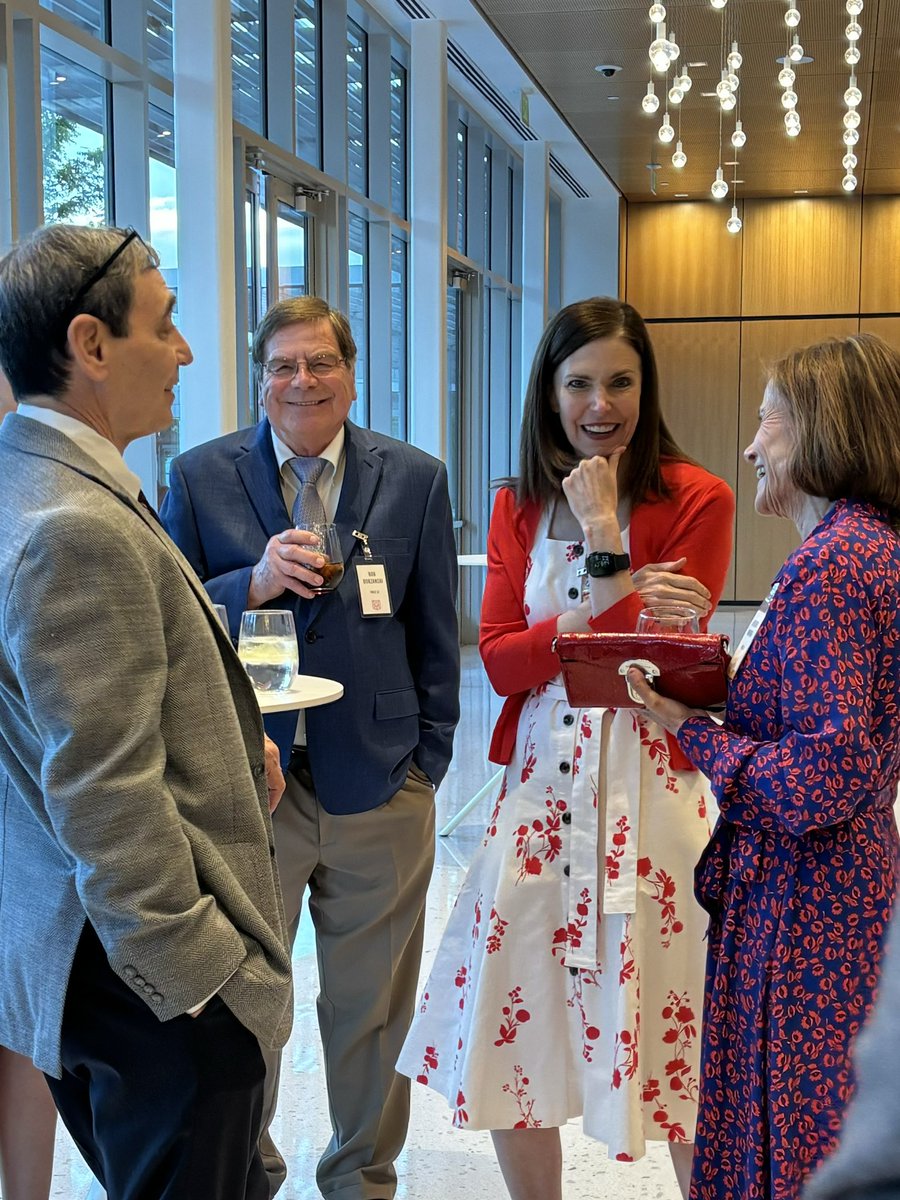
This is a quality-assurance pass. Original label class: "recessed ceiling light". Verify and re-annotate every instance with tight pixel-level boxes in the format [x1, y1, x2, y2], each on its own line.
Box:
[607, 96, 620, 101]
[776, 52, 814, 64]
[794, 189, 809, 194]
[674, 193, 689, 197]
[724, 160, 739, 166]
[646, 162, 661, 169]
[700, 91, 717, 97]
[688, 61, 707, 68]
[659, 181, 670, 186]
[732, 179, 745, 184]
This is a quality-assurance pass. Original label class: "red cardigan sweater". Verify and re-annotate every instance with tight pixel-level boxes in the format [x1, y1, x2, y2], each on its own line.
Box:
[480, 459, 735, 769]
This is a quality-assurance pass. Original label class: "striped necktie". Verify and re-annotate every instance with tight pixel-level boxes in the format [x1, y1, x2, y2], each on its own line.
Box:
[288, 456, 328, 528]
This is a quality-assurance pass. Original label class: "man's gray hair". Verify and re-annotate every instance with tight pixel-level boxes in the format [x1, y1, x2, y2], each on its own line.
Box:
[0, 224, 159, 400]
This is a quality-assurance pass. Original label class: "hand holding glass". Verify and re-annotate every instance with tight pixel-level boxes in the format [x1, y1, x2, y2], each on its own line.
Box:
[238, 610, 299, 692]
[296, 522, 344, 595]
[636, 605, 700, 635]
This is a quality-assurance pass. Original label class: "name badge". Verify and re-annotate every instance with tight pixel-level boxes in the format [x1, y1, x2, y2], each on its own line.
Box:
[355, 559, 392, 617]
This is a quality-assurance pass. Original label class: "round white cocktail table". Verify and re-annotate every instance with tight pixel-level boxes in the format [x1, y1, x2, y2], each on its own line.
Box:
[254, 674, 343, 714]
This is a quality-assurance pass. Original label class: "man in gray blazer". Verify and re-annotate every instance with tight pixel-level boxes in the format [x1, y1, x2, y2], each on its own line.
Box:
[0, 224, 293, 1200]
[162, 296, 460, 1199]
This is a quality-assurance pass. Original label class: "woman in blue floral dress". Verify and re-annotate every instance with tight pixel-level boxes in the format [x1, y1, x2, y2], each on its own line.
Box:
[630, 333, 900, 1200]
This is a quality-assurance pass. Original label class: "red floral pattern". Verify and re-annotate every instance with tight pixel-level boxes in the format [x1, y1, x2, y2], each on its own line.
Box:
[677, 501, 900, 1199]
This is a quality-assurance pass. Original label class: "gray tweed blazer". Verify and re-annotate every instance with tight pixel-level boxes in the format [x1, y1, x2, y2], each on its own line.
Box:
[0, 413, 292, 1076]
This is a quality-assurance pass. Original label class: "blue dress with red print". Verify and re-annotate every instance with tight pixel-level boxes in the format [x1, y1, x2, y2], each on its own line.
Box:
[678, 499, 900, 1200]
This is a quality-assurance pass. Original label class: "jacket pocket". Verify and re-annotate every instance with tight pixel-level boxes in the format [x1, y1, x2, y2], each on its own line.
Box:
[375, 687, 420, 720]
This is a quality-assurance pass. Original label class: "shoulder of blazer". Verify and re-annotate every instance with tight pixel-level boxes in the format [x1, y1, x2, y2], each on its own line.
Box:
[344, 420, 444, 477]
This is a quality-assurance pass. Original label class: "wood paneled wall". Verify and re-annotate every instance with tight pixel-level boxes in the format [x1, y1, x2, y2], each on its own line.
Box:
[623, 194, 900, 601]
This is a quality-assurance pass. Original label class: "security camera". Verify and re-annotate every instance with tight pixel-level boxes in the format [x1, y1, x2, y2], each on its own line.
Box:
[595, 64, 622, 78]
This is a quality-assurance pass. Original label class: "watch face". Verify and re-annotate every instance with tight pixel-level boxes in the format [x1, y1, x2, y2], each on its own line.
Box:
[586, 551, 630, 577]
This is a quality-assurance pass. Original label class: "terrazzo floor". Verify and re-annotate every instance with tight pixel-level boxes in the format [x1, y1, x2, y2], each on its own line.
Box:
[38, 609, 758, 1200]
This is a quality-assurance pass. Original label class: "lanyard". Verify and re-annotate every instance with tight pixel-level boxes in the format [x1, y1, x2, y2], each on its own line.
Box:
[727, 580, 781, 681]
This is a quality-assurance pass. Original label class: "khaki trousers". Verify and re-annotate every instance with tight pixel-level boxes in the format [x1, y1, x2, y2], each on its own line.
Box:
[261, 754, 435, 1200]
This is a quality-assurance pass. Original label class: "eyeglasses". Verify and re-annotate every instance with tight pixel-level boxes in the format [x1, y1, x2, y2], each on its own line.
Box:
[61, 228, 148, 327]
[263, 353, 346, 381]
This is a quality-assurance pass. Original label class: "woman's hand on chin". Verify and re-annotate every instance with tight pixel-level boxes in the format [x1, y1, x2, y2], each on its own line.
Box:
[562, 446, 625, 538]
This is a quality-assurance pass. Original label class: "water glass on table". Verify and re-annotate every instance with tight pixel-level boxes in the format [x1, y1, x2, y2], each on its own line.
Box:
[238, 610, 299, 692]
[636, 605, 700, 635]
[296, 522, 344, 595]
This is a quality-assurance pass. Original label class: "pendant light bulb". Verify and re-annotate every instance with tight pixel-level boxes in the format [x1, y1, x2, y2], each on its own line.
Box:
[648, 1, 666, 20]
[726, 72, 740, 91]
[844, 78, 862, 107]
[716, 72, 734, 101]
[785, 6, 801, 27]
[778, 66, 796, 88]
[658, 112, 675, 143]
[784, 111, 801, 135]
[668, 83, 684, 105]
[711, 167, 729, 200]
[843, 109, 861, 129]
[842, 126, 859, 145]
[710, 0, 727, 9]
[679, 67, 693, 93]
[842, 151, 857, 170]
[845, 20, 862, 40]
[781, 89, 798, 110]
[642, 81, 661, 113]
[788, 36, 804, 61]
[727, 43, 743, 71]
[726, 205, 742, 234]
[846, 0, 863, 12]
[731, 120, 747, 148]
[649, 25, 671, 72]
[672, 141, 687, 168]
[842, 173, 858, 192]
[666, 33, 680, 62]
[845, 45, 861, 64]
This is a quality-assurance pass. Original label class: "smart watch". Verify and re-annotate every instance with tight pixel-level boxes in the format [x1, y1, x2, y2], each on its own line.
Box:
[578, 551, 631, 578]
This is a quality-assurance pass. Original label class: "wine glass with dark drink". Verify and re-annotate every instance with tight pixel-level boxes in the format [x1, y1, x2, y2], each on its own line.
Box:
[298, 522, 345, 595]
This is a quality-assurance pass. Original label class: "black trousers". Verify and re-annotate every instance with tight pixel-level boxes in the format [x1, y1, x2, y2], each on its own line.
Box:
[45, 922, 268, 1200]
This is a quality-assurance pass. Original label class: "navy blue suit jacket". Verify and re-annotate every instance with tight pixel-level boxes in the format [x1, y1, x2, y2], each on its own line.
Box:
[161, 419, 460, 814]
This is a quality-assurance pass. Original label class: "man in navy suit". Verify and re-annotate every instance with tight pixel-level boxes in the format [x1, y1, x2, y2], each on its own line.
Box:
[162, 296, 459, 1200]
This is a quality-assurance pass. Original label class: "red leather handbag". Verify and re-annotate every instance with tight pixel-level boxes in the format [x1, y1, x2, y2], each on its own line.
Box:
[553, 632, 731, 709]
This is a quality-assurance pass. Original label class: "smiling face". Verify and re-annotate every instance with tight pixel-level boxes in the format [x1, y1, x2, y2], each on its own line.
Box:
[744, 382, 801, 518]
[551, 334, 641, 462]
[260, 319, 356, 457]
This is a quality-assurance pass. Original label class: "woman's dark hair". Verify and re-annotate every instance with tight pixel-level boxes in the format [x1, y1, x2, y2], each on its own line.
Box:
[514, 297, 690, 506]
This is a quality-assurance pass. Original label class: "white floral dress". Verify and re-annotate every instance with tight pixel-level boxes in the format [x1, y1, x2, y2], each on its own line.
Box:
[397, 518, 712, 1160]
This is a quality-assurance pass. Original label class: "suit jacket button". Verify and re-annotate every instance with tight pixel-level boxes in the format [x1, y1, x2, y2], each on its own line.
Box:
[123, 966, 136, 979]
[151, 992, 163, 1003]
[305, 630, 318, 644]
[134, 974, 146, 985]
[252, 763, 265, 779]
[270, 844, 276, 857]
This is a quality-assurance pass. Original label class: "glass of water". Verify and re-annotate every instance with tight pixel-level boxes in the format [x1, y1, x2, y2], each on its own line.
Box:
[237, 609, 299, 692]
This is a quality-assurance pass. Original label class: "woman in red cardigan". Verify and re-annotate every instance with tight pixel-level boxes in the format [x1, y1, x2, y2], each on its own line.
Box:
[397, 298, 734, 1199]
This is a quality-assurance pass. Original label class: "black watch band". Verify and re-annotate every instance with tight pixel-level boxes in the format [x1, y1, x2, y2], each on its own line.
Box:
[578, 550, 631, 578]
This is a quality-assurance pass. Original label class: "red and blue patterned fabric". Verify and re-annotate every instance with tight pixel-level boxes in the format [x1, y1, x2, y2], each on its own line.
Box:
[678, 498, 900, 1200]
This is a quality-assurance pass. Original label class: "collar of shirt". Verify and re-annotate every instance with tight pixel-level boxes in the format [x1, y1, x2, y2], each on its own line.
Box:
[17, 401, 143, 502]
[271, 423, 346, 525]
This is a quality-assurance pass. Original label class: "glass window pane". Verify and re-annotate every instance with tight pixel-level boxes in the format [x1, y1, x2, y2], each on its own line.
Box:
[456, 122, 467, 254]
[390, 237, 407, 439]
[41, 48, 108, 226]
[276, 206, 309, 300]
[147, 0, 174, 81]
[232, 0, 264, 133]
[149, 106, 180, 496]
[41, 0, 105, 39]
[347, 21, 367, 195]
[446, 285, 461, 532]
[294, 0, 320, 166]
[348, 214, 369, 426]
[390, 61, 406, 218]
